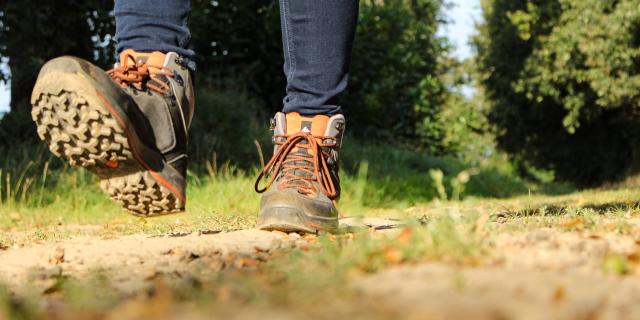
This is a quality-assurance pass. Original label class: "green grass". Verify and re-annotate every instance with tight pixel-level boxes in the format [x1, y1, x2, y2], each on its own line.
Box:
[0, 94, 549, 236]
[0, 139, 543, 233]
[0, 88, 564, 234]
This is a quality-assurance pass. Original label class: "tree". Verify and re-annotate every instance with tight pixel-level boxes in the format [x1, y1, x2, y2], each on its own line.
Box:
[346, 0, 451, 151]
[0, 0, 456, 156]
[475, 0, 640, 185]
[190, 0, 454, 152]
[0, 1, 114, 145]
[189, 0, 284, 110]
[0, 0, 114, 111]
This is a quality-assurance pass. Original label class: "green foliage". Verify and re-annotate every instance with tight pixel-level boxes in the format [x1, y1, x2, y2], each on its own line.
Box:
[188, 89, 270, 170]
[0, 0, 461, 155]
[475, 0, 640, 185]
[346, 0, 451, 151]
[189, 0, 284, 109]
[0, 1, 115, 148]
[437, 58, 491, 159]
[340, 141, 531, 208]
[0, 1, 114, 111]
[189, 0, 456, 151]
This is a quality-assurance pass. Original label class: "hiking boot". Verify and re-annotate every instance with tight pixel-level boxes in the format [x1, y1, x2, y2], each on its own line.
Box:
[255, 112, 346, 233]
[30, 49, 194, 216]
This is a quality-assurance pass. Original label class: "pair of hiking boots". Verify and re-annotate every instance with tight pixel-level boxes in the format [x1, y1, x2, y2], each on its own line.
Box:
[30, 51, 345, 233]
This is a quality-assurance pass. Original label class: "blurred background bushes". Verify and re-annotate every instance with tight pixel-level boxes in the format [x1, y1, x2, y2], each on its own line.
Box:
[0, 0, 467, 157]
[1, 0, 640, 188]
[475, 0, 640, 186]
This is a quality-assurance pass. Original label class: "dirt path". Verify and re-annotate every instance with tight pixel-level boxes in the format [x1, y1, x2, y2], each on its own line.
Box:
[357, 228, 640, 319]
[0, 230, 292, 294]
[3, 216, 640, 319]
[0, 218, 399, 295]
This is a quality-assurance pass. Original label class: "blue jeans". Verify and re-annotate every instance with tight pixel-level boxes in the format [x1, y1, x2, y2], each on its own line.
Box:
[115, 0, 359, 116]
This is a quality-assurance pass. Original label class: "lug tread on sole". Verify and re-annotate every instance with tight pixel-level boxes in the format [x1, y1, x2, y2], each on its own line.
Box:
[100, 172, 183, 216]
[31, 89, 183, 216]
[31, 90, 132, 168]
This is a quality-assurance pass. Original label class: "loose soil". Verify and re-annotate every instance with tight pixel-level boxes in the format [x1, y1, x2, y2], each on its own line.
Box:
[2, 215, 640, 319]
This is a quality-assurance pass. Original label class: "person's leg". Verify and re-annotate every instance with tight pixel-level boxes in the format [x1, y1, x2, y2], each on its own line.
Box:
[31, 0, 195, 216]
[280, 0, 359, 116]
[255, 0, 359, 233]
[114, 0, 195, 60]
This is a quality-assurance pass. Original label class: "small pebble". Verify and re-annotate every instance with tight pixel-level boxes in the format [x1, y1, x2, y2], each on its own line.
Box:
[49, 247, 65, 265]
[288, 233, 302, 241]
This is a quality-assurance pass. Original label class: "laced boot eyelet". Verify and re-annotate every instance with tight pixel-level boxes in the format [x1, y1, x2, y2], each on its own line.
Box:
[174, 75, 184, 86]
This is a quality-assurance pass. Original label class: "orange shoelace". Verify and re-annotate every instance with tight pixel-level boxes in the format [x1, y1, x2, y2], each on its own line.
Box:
[107, 53, 174, 94]
[255, 131, 338, 199]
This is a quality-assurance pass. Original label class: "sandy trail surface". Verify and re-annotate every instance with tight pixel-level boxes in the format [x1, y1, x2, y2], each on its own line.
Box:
[357, 228, 640, 319]
[2, 218, 640, 319]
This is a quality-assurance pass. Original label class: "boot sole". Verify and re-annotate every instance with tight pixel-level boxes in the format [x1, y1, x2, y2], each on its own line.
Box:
[256, 206, 338, 234]
[31, 72, 184, 216]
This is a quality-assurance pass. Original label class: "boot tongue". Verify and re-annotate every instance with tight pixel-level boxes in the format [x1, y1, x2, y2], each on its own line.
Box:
[285, 112, 329, 137]
[118, 49, 167, 76]
[280, 112, 328, 190]
[284, 112, 330, 156]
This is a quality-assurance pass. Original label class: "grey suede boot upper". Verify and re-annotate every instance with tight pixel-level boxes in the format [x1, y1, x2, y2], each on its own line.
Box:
[255, 112, 346, 233]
